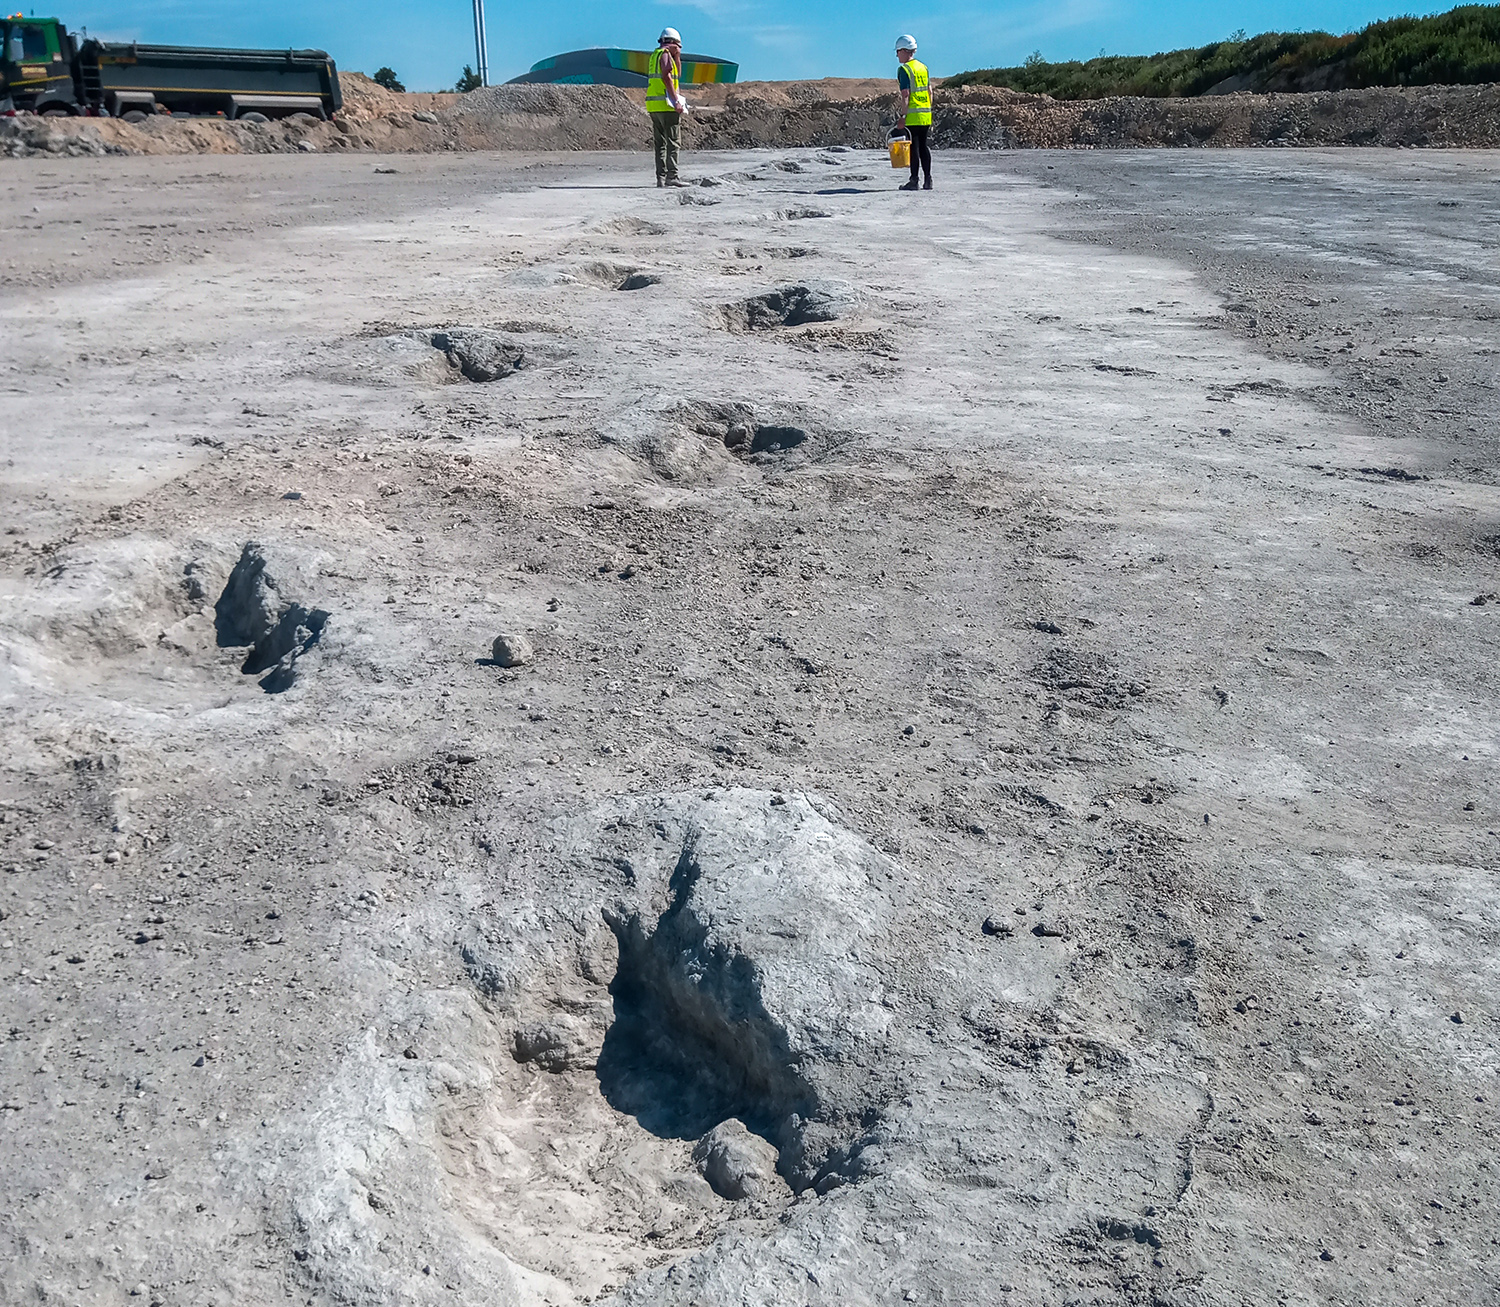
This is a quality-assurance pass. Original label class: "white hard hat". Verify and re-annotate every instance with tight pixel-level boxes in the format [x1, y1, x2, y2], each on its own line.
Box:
[896, 34, 918, 52]
[659, 27, 682, 44]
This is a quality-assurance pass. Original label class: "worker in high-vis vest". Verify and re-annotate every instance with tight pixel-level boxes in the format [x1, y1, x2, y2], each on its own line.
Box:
[647, 27, 689, 188]
[895, 34, 933, 191]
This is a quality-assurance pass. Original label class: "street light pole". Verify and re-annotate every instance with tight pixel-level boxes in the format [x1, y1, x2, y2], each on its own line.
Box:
[472, 0, 489, 87]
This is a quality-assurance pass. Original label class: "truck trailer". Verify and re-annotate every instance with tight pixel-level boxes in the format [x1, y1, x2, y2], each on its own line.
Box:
[2, 15, 341, 121]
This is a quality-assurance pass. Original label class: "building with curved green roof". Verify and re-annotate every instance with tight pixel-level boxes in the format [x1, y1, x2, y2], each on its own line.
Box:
[508, 47, 737, 89]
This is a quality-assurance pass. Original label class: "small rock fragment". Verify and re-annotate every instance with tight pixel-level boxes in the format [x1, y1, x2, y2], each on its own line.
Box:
[1320, 1249, 1336, 1262]
[1451, 1011, 1464, 1024]
[981, 916, 1013, 938]
[513, 1020, 582, 1072]
[692, 1118, 784, 1201]
[491, 633, 534, 668]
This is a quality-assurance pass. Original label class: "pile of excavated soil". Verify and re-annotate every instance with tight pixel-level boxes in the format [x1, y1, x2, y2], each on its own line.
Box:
[336, 72, 460, 122]
[445, 83, 648, 150]
[687, 81, 1500, 150]
[940, 81, 1500, 149]
[0, 76, 649, 158]
[5, 74, 1500, 157]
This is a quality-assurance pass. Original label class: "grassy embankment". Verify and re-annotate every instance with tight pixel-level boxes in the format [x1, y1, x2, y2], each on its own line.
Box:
[945, 3, 1500, 96]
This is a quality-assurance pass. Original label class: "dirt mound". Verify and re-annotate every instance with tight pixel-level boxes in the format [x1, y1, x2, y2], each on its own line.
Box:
[6, 75, 1500, 157]
[0, 78, 650, 158]
[445, 82, 646, 150]
[685, 80, 1500, 150]
[938, 81, 1500, 148]
[691, 78, 897, 109]
[337, 71, 459, 123]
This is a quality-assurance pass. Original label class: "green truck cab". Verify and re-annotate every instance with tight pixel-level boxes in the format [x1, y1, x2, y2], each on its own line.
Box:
[2, 15, 79, 115]
[2, 15, 341, 120]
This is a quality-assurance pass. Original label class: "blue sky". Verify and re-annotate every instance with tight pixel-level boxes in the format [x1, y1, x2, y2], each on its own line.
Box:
[49, 1, 1459, 91]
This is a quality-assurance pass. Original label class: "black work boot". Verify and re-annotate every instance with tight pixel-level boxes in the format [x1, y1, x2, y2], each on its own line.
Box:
[899, 178, 919, 191]
[923, 177, 933, 190]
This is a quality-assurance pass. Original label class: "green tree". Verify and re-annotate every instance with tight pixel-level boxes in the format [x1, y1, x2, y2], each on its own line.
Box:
[453, 64, 483, 93]
[945, 3, 1500, 98]
[372, 67, 405, 92]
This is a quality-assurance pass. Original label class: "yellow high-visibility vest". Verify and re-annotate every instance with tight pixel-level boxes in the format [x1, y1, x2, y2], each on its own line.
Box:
[647, 47, 678, 114]
[902, 58, 932, 127]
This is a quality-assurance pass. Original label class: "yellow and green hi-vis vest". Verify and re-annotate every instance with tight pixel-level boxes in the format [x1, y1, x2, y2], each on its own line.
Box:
[647, 47, 678, 114]
[902, 58, 932, 127]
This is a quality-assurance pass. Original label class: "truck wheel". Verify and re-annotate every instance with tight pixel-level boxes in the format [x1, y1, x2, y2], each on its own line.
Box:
[238, 112, 269, 124]
[121, 110, 148, 124]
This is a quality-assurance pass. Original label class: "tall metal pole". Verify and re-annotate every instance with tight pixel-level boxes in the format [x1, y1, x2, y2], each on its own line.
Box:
[472, 0, 489, 87]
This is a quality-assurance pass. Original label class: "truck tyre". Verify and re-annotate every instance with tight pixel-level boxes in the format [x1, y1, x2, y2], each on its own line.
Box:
[121, 110, 148, 124]
[238, 111, 269, 123]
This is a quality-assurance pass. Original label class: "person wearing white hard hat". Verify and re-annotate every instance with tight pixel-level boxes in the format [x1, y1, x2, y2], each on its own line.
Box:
[647, 27, 689, 187]
[895, 34, 932, 191]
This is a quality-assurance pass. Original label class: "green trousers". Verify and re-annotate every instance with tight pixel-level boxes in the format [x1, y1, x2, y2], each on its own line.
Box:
[651, 111, 681, 180]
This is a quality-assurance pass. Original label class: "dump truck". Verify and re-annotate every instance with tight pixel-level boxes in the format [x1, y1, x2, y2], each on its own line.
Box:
[2, 15, 341, 121]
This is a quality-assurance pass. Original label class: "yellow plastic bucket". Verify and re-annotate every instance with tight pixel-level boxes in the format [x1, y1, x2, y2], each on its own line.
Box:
[888, 129, 911, 169]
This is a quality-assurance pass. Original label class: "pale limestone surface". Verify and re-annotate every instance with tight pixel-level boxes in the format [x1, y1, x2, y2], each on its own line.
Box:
[1, 148, 1497, 1307]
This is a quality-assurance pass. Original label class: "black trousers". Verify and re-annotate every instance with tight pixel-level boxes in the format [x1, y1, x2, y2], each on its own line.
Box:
[908, 124, 932, 181]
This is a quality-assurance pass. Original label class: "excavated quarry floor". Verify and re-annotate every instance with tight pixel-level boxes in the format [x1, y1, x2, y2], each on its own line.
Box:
[1, 148, 1498, 1307]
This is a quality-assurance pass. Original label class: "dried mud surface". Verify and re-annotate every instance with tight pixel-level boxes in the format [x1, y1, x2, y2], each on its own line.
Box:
[1, 148, 1498, 1307]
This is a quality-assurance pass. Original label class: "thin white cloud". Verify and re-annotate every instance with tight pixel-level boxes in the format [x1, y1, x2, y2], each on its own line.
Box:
[658, 0, 751, 20]
[746, 23, 810, 53]
[947, 0, 1117, 52]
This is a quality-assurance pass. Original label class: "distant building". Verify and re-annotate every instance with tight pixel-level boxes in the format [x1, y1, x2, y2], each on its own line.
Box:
[507, 48, 737, 89]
